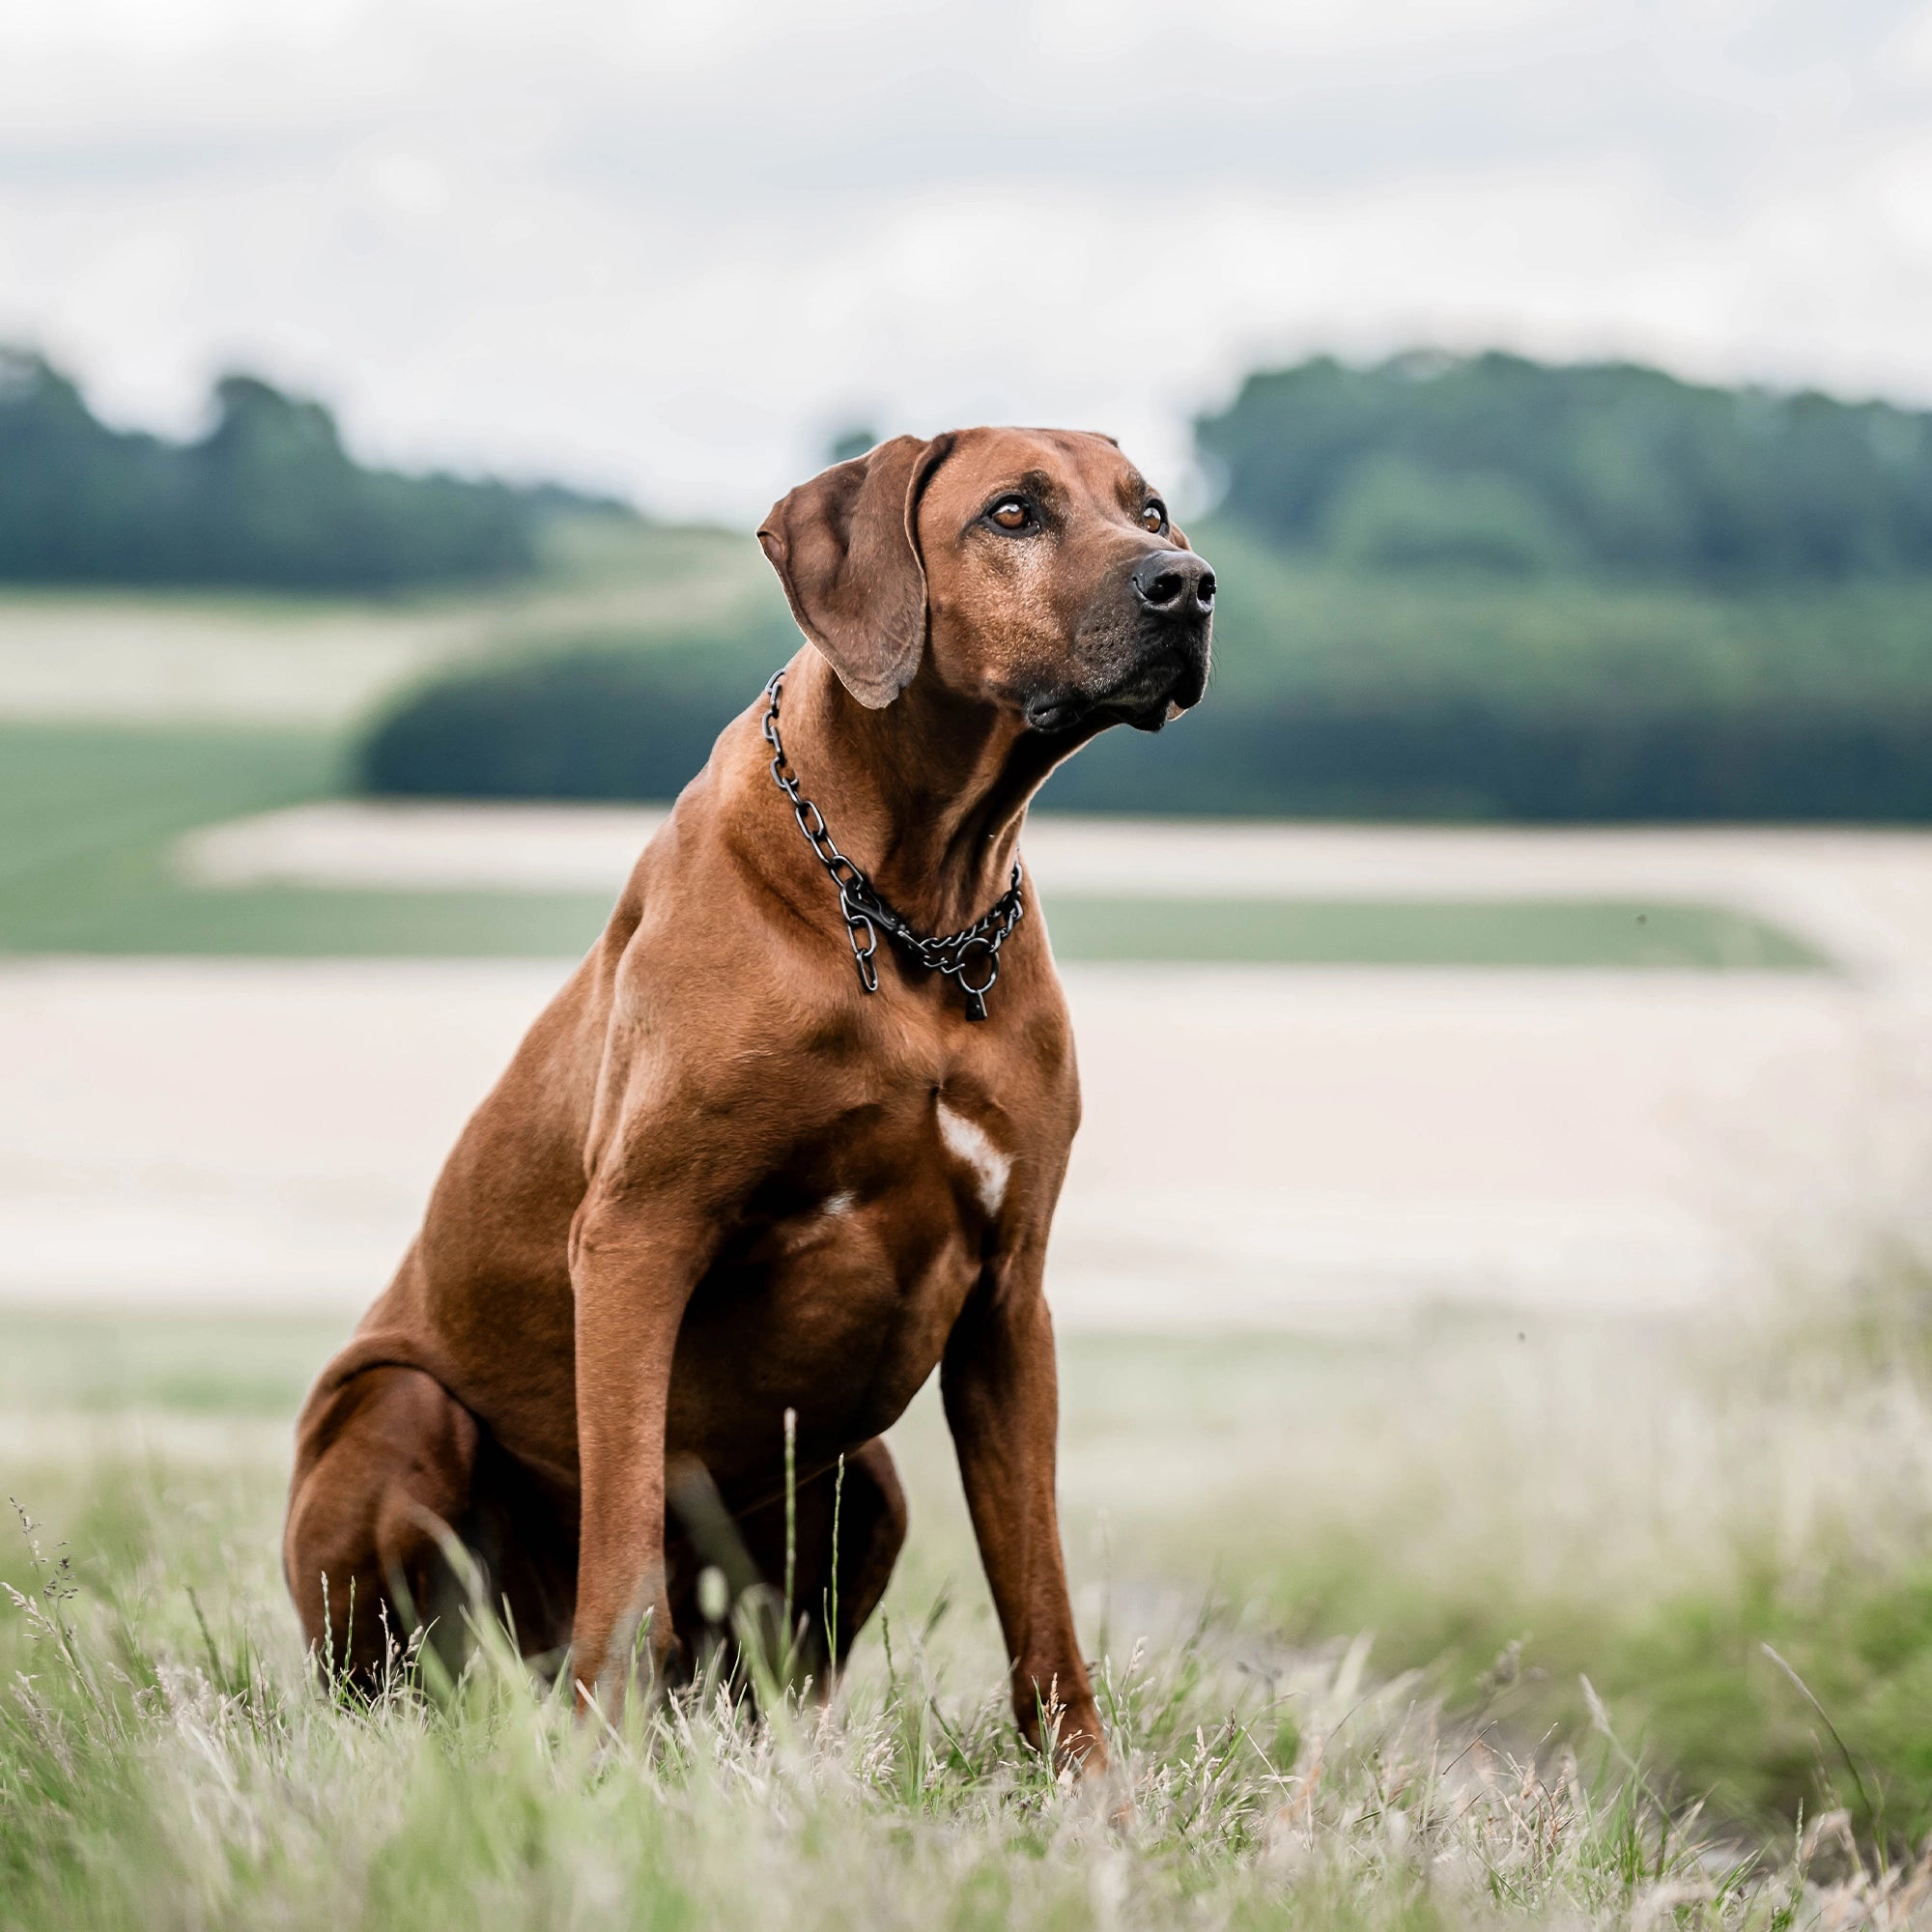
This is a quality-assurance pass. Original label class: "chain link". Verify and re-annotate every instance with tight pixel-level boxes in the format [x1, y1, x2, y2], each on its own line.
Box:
[762, 670, 1025, 1020]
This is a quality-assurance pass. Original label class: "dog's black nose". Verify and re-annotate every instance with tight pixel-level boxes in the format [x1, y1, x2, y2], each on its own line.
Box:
[1131, 550, 1216, 619]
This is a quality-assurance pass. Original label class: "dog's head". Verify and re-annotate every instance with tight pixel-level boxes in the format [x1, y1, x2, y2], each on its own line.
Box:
[757, 427, 1213, 734]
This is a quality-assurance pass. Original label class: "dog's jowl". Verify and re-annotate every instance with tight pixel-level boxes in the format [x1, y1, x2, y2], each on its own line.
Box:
[282, 428, 1214, 1774]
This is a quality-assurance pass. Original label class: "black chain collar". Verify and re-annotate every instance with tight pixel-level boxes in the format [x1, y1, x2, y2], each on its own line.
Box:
[761, 670, 1025, 1021]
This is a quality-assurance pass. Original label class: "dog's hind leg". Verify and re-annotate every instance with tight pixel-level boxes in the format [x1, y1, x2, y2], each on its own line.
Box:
[283, 1364, 481, 1688]
[705, 1436, 907, 1687]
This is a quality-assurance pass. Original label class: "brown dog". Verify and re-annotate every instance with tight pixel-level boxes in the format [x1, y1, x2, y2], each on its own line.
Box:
[283, 427, 1214, 1769]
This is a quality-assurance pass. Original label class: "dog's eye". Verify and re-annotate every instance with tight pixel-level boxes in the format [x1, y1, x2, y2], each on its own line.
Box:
[1141, 501, 1168, 535]
[987, 497, 1033, 532]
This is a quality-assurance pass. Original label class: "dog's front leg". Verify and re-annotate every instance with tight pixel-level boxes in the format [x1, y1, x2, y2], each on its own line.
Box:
[941, 1239, 1107, 1775]
[568, 1201, 712, 1717]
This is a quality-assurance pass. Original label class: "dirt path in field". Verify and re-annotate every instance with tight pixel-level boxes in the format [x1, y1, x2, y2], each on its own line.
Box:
[175, 808, 1932, 973]
[5, 838, 1929, 1325]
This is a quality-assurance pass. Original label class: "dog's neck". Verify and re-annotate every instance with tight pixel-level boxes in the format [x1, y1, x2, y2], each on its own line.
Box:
[761, 646, 1074, 937]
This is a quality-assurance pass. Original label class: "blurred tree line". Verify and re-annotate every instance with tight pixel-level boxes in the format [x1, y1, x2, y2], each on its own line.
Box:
[363, 546, 1932, 820]
[1199, 351, 1932, 583]
[363, 617, 797, 802]
[18, 340, 1932, 817]
[362, 354, 1932, 819]
[0, 348, 624, 591]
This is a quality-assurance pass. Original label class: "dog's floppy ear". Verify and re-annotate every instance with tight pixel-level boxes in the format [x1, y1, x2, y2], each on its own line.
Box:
[757, 433, 955, 709]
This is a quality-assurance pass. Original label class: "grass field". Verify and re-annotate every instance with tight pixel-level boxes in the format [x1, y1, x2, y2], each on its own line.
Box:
[1046, 895, 1822, 970]
[2, 566, 1918, 1924]
[0, 723, 1825, 969]
[0, 724, 342, 952]
[5, 1272, 1931, 1928]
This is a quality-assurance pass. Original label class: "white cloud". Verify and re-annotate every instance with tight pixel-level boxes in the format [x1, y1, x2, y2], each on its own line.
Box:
[1, 0, 1928, 518]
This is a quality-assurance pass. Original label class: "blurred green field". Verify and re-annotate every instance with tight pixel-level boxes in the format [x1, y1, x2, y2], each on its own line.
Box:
[1047, 894, 1821, 970]
[0, 723, 1827, 967]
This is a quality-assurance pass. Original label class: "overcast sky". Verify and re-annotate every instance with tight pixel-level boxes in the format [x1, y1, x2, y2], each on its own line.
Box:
[6, 0, 1932, 520]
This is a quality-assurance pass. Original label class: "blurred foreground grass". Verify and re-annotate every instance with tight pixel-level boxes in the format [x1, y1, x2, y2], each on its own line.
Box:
[0, 723, 1825, 968]
[5, 1279, 1931, 1927]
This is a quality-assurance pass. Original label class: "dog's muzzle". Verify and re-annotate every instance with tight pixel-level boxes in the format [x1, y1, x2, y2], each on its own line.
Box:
[1111, 551, 1215, 727]
[1023, 548, 1215, 735]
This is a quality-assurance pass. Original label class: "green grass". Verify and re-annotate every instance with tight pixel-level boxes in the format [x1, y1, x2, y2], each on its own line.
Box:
[0, 1462, 1790, 1932]
[5, 1287, 1931, 1926]
[1044, 1313, 1932, 1850]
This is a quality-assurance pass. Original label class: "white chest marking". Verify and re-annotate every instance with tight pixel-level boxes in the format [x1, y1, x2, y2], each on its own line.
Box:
[936, 1099, 1010, 1217]
[820, 1191, 856, 1217]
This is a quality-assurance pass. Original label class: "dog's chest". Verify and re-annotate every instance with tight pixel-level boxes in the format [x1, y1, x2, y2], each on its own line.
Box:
[677, 1086, 1023, 1435]
[762, 1084, 1015, 1280]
